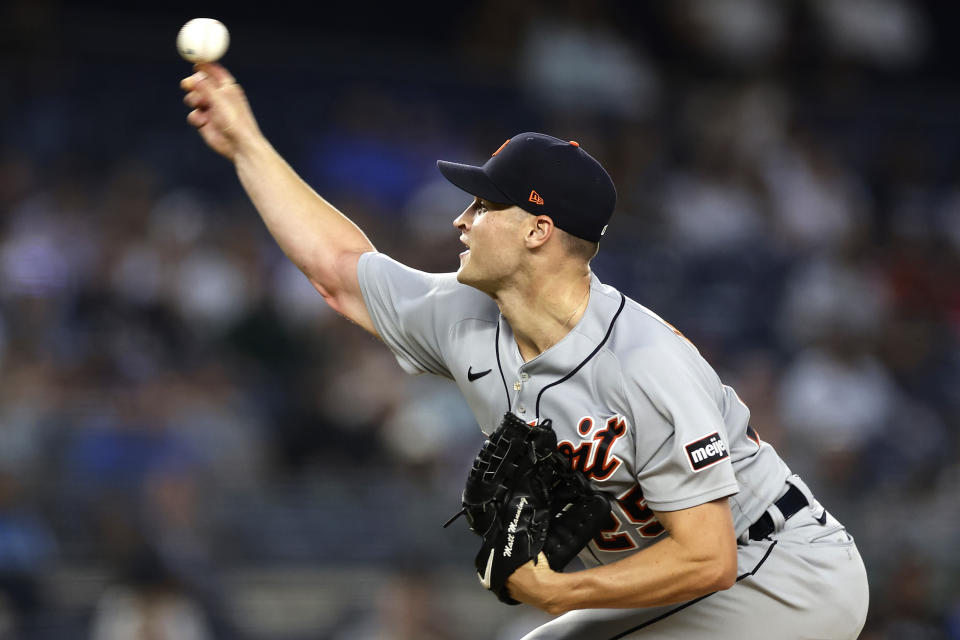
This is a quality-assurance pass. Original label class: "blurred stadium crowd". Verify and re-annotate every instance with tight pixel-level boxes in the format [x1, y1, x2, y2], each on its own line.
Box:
[1, 0, 960, 638]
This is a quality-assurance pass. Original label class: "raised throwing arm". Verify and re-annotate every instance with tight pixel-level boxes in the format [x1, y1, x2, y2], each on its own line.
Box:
[181, 62, 377, 334]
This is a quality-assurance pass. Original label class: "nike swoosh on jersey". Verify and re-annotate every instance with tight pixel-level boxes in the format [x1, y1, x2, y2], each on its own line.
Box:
[467, 366, 492, 382]
[479, 548, 495, 590]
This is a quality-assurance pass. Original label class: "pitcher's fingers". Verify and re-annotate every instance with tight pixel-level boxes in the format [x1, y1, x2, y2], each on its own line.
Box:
[195, 62, 236, 87]
[187, 109, 209, 128]
[180, 70, 208, 91]
[183, 91, 208, 109]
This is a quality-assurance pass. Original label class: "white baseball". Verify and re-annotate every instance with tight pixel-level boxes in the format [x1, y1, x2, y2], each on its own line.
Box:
[177, 18, 230, 63]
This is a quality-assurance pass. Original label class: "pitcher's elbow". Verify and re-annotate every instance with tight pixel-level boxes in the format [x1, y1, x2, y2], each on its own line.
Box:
[710, 552, 739, 591]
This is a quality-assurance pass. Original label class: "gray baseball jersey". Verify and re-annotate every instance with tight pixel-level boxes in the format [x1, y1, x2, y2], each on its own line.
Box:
[357, 252, 868, 639]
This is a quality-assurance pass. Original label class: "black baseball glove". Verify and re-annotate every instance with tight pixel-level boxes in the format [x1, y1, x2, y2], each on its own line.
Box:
[444, 412, 611, 604]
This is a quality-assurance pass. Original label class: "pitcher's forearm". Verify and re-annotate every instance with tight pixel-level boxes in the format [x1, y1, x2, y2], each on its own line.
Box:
[233, 136, 376, 298]
[559, 535, 734, 612]
[181, 64, 376, 330]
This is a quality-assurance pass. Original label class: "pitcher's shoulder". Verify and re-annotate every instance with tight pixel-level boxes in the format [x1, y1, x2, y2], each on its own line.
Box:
[606, 294, 692, 352]
[361, 252, 497, 320]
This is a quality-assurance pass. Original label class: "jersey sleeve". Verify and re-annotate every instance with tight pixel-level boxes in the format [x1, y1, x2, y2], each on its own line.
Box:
[621, 340, 740, 512]
[357, 252, 469, 379]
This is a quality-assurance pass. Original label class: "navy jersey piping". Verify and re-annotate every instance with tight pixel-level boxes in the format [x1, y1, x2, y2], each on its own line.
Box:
[494, 320, 511, 410]
[534, 293, 626, 420]
[605, 540, 779, 640]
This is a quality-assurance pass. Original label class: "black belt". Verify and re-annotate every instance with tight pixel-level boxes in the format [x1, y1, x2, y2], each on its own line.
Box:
[748, 483, 809, 541]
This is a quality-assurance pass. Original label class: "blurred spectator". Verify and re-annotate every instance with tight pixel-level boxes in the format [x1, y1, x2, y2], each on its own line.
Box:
[777, 253, 891, 349]
[379, 376, 478, 472]
[660, 160, 767, 256]
[88, 545, 214, 640]
[777, 336, 894, 488]
[518, 4, 660, 119]
[0, 472, 57, 637]
[667, 0, 788, 70]
[809, 0, 930, 69]
[761, 131, 873, 252]
[327, 570, 455, 640]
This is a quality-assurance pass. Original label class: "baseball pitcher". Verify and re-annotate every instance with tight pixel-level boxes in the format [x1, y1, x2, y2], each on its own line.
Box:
[181, 63, 869, 639]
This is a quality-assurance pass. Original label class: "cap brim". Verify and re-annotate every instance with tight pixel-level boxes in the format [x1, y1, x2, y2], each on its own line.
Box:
[437, 160, 512, 205]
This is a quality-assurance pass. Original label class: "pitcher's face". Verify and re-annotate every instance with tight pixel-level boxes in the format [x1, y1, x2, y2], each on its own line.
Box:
[453, 198, 529, 295]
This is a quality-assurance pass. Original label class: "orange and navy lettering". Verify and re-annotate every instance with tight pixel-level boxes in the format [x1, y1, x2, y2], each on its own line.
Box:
[557, 414, 666, 552]
[593, 511, 638, 552]
[594, 484, 666, 552]
[558, 415, 627, 481]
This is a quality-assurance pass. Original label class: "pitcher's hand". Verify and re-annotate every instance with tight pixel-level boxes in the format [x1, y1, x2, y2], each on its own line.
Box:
[181, 62, 263, 162]
[506, 552, 572, 615]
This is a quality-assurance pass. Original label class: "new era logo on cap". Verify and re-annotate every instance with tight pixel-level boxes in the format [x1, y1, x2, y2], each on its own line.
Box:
[528, 190, 544, 205]
[684, 432, 729, 472]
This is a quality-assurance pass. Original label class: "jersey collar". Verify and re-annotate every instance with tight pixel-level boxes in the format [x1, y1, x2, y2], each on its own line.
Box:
[495, 274, 627, 419]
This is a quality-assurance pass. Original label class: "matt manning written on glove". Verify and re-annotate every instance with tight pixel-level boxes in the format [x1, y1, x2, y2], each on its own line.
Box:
[444, 412, 612, 604]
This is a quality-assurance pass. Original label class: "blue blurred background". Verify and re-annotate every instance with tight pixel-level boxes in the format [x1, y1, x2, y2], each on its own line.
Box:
[1, 1, 959, 638]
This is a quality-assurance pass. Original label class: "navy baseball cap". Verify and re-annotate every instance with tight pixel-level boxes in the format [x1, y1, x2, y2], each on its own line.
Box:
[437, 132, 617, 242]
